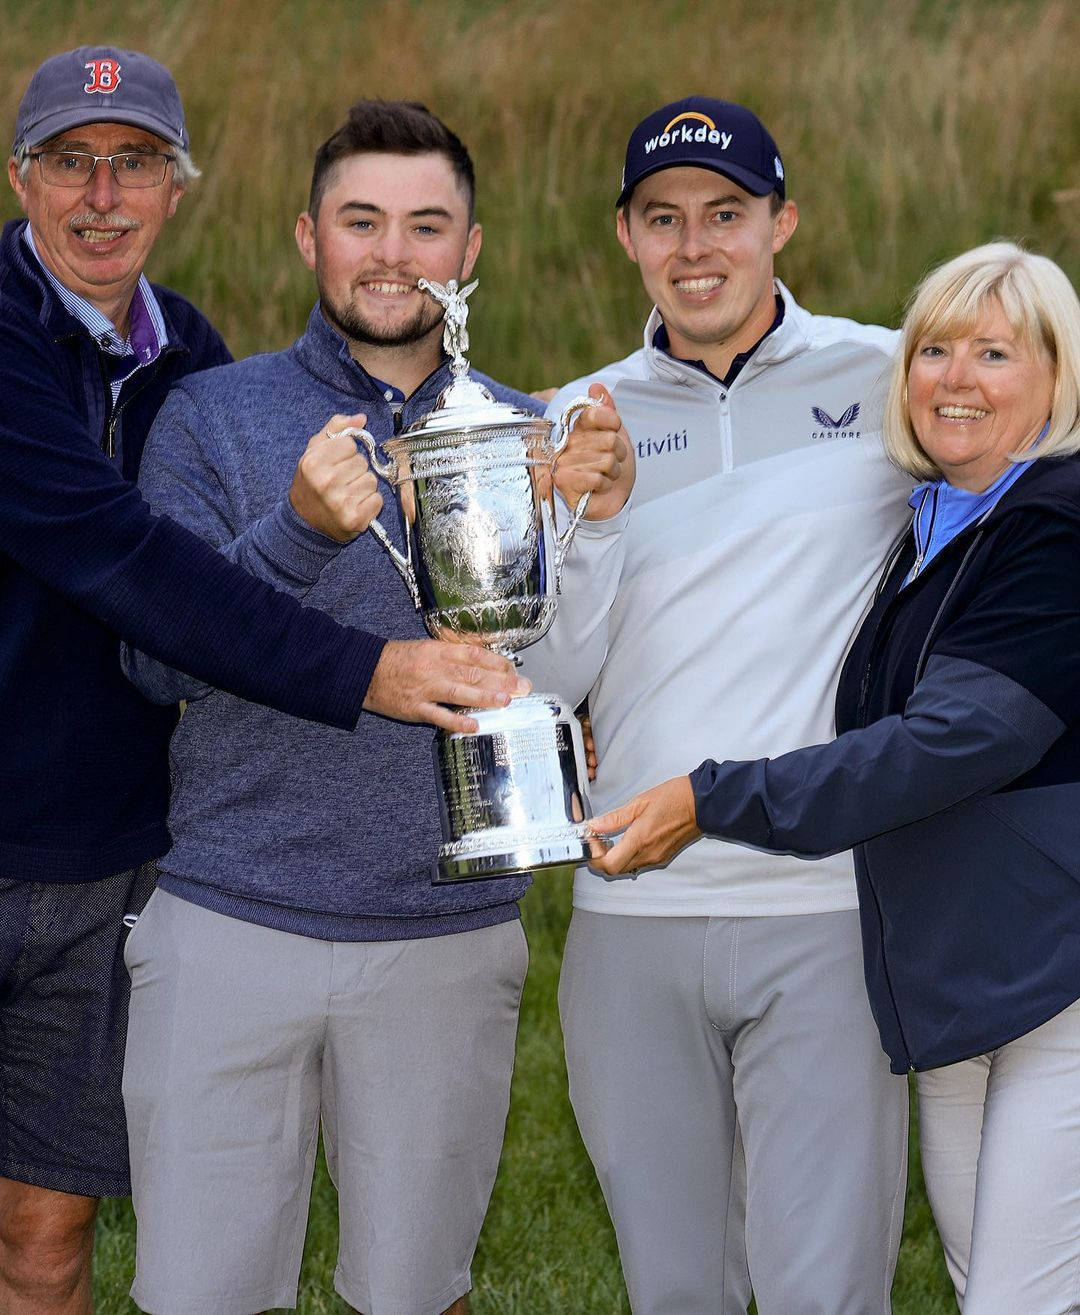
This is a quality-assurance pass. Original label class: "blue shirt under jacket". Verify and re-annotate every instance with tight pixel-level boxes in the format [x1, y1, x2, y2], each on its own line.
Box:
[0, 219, 385, 883]
[123, 305, 540, 940]
[689, 453, 1080, 1072]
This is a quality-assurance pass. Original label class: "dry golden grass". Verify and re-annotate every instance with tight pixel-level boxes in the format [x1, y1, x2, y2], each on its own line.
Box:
[2, 0, 1077, 389]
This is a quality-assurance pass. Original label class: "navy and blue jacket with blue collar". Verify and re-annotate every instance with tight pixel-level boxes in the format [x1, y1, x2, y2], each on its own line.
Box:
[690, 451, 1080, 1072]
[0, 218, 384, 883]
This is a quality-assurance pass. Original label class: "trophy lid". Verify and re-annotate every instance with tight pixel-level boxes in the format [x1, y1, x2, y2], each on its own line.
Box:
[400, 374, 543, 440]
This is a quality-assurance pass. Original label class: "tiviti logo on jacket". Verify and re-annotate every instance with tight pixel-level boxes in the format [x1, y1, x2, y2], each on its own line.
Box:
[644, 111, 733, 156]
[635, 429, 688, 459]
[811, 402, 861, 440]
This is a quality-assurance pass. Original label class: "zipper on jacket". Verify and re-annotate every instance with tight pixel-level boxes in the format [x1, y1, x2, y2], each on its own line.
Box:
[864, 871, 917, 1071]
[98, 346, 180, 460]
[912, 530, 984, 683]
[908, 485, 938, 581]
[95, 353, 117, 456]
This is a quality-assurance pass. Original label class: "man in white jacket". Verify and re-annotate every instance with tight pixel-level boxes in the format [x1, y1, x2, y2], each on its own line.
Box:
[524, 97, 912, 1313]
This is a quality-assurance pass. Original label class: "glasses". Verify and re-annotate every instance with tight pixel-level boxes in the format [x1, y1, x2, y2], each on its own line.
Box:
[28, 150, 176, 189]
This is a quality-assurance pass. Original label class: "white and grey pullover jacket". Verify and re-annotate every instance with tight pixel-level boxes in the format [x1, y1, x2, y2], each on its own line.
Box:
[523, 282, 912, 916]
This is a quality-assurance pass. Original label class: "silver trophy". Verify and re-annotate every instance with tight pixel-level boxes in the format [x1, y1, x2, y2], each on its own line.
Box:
[345, 277, 596, 882]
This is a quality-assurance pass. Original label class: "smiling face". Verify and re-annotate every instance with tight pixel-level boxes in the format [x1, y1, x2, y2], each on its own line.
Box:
[8, 122, 183, 333]
[295, 150, 481, 386]
[907, 298, 1056, 491]
[616, 166, 798, 378]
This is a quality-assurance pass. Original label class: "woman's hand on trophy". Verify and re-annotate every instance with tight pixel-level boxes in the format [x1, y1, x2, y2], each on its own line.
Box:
[587, 776, 701, 877]
[554, 383, 635, 521]
[362, 639, 532, 733]
[289, 412, 384, 542]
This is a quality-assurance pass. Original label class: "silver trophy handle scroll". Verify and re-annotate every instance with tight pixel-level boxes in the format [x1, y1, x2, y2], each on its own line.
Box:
[336, 426, 422, 610]
[551, 395, 599, 583]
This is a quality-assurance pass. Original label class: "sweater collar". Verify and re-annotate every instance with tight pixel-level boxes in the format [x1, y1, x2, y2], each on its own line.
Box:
[292, 303, 454, 411]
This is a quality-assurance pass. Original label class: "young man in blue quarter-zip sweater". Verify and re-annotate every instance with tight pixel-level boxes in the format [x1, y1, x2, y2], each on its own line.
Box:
[119, 99, 630, 1315]
[0, 52, 525, 1315]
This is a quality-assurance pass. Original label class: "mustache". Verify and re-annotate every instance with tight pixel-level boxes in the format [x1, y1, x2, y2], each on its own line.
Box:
[67, 212, 142, 232]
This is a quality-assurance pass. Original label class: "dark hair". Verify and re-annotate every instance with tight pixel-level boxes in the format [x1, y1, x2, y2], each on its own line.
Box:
[308, 99, 476, 223]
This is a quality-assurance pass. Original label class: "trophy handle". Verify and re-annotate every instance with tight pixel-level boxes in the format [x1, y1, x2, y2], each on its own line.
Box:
[551, 395, 599, 584]
[339, 426, 422, 610]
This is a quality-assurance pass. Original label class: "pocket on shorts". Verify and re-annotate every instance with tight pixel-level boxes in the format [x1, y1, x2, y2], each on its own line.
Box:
[122, 887, 160, 975]
[509, 916, 530, 987]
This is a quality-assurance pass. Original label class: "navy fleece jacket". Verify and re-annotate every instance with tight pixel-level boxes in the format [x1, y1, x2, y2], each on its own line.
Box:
[0, 219, 384, 883]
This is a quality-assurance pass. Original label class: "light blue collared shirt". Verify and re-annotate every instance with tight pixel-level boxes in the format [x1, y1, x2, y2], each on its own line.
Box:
[905, 427, 1049, 584]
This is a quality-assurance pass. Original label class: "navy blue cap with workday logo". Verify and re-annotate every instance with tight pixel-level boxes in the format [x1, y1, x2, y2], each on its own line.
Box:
[13, 46, 189, 154]
[617, 96, 785, 207]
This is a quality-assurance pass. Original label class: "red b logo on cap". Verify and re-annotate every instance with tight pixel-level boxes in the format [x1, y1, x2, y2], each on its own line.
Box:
[83, 59, 122, 95]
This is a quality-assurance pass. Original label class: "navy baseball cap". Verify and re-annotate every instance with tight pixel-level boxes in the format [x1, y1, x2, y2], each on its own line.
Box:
[13, 46, 188, 154]
[617, 96, 785, 207]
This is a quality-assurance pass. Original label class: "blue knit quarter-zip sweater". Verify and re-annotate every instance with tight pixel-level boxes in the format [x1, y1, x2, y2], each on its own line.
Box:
[124, 306, 539, 939]
[0, 220, 384, 884]
[689, 452, 1080, 1072]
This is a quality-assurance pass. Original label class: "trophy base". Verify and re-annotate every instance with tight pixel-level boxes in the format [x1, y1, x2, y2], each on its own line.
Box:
[434, 821, 592, 883]
[432, 693, 591, 883]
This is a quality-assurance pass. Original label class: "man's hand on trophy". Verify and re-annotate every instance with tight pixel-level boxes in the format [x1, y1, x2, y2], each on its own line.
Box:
[578, 710, 598, 782]
[554, 382, 635, 520]
[289, 413, 384, 542]
[363, 639, 532, 734]
[586, 776, 701, 877]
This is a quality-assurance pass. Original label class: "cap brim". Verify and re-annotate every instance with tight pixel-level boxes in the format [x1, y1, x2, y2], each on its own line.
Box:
[18, 106, 185, 152]
[617, 158, 776, 208]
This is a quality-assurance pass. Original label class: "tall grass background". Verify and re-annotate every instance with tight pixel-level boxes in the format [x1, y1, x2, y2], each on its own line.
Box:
[2, 0, 1077, 1309]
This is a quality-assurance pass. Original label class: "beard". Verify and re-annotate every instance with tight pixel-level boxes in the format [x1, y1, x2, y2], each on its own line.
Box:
[319, 278, 446, 350]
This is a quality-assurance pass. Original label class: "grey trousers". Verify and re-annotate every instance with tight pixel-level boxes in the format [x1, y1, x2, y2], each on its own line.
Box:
[559, 908, 908, 1315]
[918, 996, 1080, 1314]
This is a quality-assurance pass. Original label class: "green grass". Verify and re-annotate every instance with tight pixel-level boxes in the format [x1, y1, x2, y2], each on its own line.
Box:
[92, 878, 955, 1314]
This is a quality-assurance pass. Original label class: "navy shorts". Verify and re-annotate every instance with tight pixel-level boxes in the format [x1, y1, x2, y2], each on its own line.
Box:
[0, 862, 157, 1197]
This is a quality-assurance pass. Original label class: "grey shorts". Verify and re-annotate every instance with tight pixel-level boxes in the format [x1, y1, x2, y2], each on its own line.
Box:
[0, 862, 157, 1197]
[122, 889, 528, 1315]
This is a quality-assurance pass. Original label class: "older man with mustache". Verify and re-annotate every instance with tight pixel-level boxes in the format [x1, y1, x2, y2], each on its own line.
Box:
[0, 50, 524, 1314]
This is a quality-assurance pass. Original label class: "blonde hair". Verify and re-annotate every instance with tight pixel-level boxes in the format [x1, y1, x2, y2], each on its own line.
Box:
[883, 242, 1080, 479]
